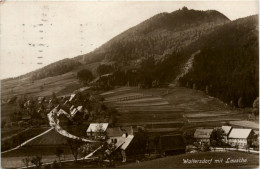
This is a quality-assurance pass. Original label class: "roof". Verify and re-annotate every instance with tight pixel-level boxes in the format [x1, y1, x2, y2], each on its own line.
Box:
[73, 86, 91, 93]
[70, 108, 78, 117]
[106, 127, 133, 137]
[159, 134, 185, 151]
[121, 135, 134, 150]
[222, 126, 232, 135]
[77, 106, 83, 112]
[194, 129, 213, 139]
[70, 105, 75, 111]
[87, 123, 109, 133]
[69, 94, 76, 102]
[228, 128, 253, 139]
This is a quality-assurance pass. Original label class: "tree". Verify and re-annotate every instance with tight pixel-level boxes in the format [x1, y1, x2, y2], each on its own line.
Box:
[97, 64, 114, 76]
[252, 97, 259, 117]
[210, 128, 225, 146]
[67, 138, 82, 162]
[238, 97, 244, 109]
[55, 147, 64, 163]
[77, 69, 93, 84]
[182, 6, 188, 10]
[201, 142, 210, 152]
[22, 157, 30, 168]
[1, 120, 6, 128]
[205, 85, 209, 94]
[30, 156, 42, 169]
[183, 129, 195, 145]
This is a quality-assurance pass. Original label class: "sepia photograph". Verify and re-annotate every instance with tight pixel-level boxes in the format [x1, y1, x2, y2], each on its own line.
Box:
[0, 0, 259, 168]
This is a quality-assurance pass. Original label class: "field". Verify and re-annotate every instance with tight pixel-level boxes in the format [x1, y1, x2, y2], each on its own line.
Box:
[1, 103, 19, 122]
[1, 71, 80, 101]
[1, 127, 50, 151]
[2, 148, 73, 169]
[1, 84, 256, 168]
[1, 129, 73, 168]
[101, 87, 247, 129]
[100, 86, 252, 151]
[120, 151, 259, 168]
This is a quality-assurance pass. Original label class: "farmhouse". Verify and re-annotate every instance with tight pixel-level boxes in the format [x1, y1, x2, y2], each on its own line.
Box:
[221, 126, 232, 143]
[194, 128, 213, 144]
[228, 128, 255, 148]
[86, 123, 109, 138]
[106, 126, 134, 138]
[158, 134, 185, 156]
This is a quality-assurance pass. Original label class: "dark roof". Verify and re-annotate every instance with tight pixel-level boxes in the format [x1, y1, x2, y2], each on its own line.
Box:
[159, 134, 185, 151]
[194, 129, 213, 139]
[106, 126, 133, 137]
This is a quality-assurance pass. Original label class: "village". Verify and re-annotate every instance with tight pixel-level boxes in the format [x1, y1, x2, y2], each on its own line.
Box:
[2, 0, 260, 168]
[1, 82, 259, 168]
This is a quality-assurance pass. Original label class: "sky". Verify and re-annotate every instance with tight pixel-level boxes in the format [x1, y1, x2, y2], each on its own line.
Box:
[0, 0, 258, 79]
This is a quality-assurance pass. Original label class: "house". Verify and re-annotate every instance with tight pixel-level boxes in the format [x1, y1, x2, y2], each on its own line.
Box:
[70, 108, 78, 117]
[221, 126, 232, 143]
[106, 126, 133, 138]
[86, 123, 109, 138]
[69, 94, 76, 102]
[194, 129, 213, 144]
[38, 97, 45, 104]
[70, 106, 84, 118]
[107, 134, 134, 151]
[228, 128, 255, 148]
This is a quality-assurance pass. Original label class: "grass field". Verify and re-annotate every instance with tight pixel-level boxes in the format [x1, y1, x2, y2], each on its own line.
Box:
[101, 87, 247, 129]
[1, 71, 80, 100]
[2, 149, 74, 168]
[120, 151, 259, 168]
[1, 128, 24, 139]
[1, 103, 19, 122]
[100, 86, 251, 151]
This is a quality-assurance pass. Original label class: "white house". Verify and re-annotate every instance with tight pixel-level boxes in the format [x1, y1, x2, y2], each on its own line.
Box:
[228, 128, 255, 148]
[86, 123, 109, 138]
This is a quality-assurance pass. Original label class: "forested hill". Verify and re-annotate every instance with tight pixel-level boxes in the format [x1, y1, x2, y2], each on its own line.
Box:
[179, 15, 259, 107]
[75, 8, 230, 65]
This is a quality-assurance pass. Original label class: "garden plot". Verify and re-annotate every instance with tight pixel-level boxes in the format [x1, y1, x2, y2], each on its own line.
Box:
[104, 93, 150, 102]
[145, 122, 184, 128]
[118, 113, 182, 120]
[229, 120, 259, 129]
[117, 110, 184, 115]
[113, 101, 169, 107]
[185, 111, 240, 118]
[188, 116, 243, 123]
[116, 121, 184, 127]
[146, 128, 180, 133]
[116, 105, 175, 111]
[113, 97, 163, 104]
[100, 87, 137, 97]
[117, 117, 183, 123]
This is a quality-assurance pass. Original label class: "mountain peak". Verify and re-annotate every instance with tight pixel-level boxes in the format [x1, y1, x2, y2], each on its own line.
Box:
[79, 8, 230, 64]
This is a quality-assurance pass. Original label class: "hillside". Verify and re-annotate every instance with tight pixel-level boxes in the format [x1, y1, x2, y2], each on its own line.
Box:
[75, 8, 229, 66]
[179, 15, 259, 107]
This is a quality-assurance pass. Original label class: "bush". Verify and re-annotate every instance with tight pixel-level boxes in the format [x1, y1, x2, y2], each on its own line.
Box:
[77, 69, 93, 84]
